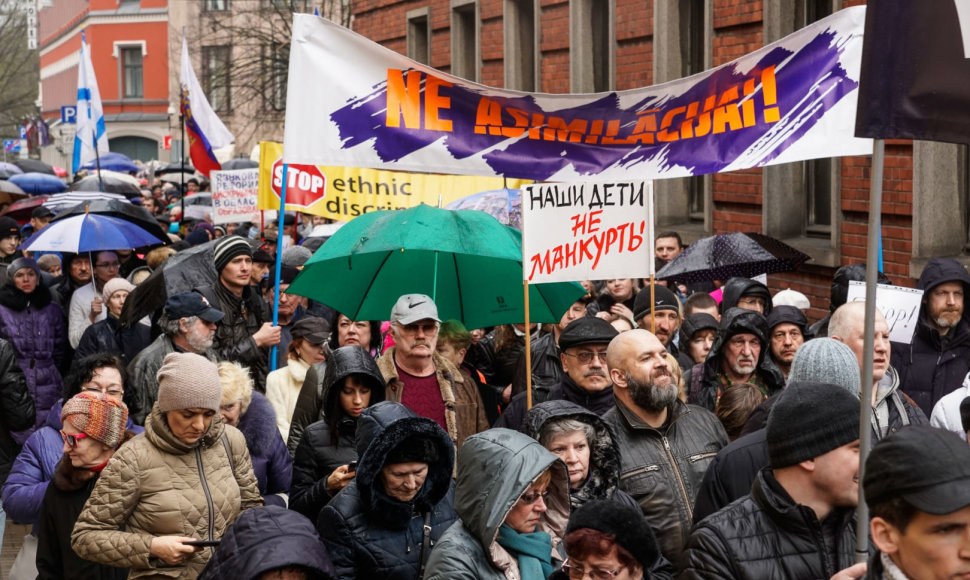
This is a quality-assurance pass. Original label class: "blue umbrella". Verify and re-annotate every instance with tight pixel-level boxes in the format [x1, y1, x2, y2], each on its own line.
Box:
[9, 172, 66, 195]
[22, 213, 166, 253]
[81, 152, 138, 173]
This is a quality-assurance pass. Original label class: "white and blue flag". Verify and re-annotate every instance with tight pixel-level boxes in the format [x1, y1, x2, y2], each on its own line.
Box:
[72, 31, 109, 174]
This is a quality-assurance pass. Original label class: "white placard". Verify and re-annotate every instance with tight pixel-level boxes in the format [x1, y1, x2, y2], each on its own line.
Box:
[846, 281, 924, 344]
[522, 180, 654, 283]
[211, 169, 260, 225]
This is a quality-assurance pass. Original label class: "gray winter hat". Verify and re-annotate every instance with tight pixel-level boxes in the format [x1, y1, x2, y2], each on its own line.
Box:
[787, 338, 861, 396]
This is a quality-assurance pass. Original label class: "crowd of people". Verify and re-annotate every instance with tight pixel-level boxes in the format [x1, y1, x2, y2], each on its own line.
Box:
[0, 192, 966, 580]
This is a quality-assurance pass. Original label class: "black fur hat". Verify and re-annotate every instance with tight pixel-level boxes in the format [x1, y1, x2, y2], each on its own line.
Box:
[565, 499, 661, 570]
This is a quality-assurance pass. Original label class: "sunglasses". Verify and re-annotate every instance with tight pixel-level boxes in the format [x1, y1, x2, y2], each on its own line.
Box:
[60, 430, 89, 448]
[518, 489, 550, 505]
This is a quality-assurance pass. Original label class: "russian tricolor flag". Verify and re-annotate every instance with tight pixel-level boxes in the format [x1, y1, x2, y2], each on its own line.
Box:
[180, 36, 234, 177]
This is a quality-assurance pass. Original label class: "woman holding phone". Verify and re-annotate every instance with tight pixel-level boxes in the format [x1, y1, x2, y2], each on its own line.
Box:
[71, 352, 262, 578]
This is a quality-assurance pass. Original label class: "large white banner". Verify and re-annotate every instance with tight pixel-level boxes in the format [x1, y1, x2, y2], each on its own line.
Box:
[522, 181, 654, 283]
[283, 7, 871, 182]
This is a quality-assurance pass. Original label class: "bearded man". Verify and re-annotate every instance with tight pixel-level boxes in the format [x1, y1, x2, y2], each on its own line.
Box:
[604, 329, 729, 566]
[126, 292, 223, 424]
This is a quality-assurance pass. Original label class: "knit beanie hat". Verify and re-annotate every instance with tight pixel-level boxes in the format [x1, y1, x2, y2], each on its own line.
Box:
[0, 216, 19, 238]
[565, 499, 662, 571]
[766, 380, 861, 468]
[213, 235, 252, 273]
[385, 435, 439, 466]
[61, 392, 128, 448]
[102, 277, 135, 303]
[633, 284, 680, 322]
[8, 257, 38, 279]
[787, 338, 860, 396]
[156, 352, 223, 413]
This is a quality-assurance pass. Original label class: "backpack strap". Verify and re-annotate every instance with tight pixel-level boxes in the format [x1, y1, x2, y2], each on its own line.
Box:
[417, 510, 433, 578]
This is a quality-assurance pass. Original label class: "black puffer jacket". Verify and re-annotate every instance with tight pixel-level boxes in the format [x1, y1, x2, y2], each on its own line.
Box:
[0, 337, 34, 486]
[197, 282, 271, 392]
[691, 428, 769, 524]
[719, 277, 772, 315]
[317, 402, 457, 580]
[684, 308, 785, 411]
[891, 258, 970, 416]
[74, 315, 151, 368]
[494, 374, 614, 429]
[604, 398, 728, 566]
[290, 346, 386, 520]
[199, 506, 335, 580]
[510, 332, 563, 398]
[681, 468, 861, 579]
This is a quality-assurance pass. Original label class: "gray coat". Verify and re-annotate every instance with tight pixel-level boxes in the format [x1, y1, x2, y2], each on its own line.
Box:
[126, 334, 217, 425]
[423, 429, 570, 580]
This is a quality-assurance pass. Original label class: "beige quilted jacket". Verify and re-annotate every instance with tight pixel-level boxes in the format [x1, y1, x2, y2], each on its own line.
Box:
[71, 406, 263, 579]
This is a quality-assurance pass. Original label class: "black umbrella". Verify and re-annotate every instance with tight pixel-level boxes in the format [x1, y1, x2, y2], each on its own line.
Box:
[67, 174, 142, 198]
[120, 240, 219, 329]
[656, 232, 811, 283]
[221, 158, 258, 170]
[13, 158, 55, 175]
[51, 198, 168, 242]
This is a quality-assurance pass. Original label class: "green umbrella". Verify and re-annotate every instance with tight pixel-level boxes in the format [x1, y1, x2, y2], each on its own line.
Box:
[287, 204, 587, 329]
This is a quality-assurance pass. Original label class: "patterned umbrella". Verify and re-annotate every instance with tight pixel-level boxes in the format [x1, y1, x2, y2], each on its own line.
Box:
[656, 232, 811, 283]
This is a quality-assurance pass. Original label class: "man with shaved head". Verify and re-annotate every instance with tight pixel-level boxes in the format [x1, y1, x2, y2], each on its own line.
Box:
[603, 329, 729, 566]
[829, 302, 926, 440]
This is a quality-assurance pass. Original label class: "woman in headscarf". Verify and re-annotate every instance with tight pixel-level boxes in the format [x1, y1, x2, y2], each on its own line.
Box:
[423, 428, 570, 580]
[289, 345, 386, 520]
[71, 352, 262, 578]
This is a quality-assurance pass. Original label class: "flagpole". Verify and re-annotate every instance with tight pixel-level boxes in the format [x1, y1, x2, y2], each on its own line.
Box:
[269, 164, 290, 371]
[855, 138, 883, 564]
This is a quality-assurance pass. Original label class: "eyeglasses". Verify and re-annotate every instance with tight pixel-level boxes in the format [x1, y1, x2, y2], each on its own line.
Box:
[60, 430, 89, 448]
[399, 322, 438, 335]
[562, 351, 608, 365]
[82, 386, 124, 398]
[562, 560, 622, 580]
[518, 489, 550, 505]
[95, 262, 120, 269]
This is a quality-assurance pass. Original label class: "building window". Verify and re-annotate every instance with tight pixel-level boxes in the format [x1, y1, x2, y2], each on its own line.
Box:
[201, 45, 231, 113]
[451, 0, 479, 82]
[684, 0, 706, 222]
[570, 0, 614, 92]
[407, 8, 431, 66]
[263, 43, 287, 111]
[203, 0, 228, 11]
[504, 0, 536, 90]
[120, 47, 143, 99]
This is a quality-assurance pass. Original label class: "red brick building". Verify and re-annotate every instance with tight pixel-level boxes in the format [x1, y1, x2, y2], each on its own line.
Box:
[349, 0, 967, 321]
[37, 0, 171, 166]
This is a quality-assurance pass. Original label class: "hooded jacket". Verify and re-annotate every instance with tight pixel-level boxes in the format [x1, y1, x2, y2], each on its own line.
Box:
[423, 428, 570, 580]
[290, 346, 387, 520]
[236, 391, 293, 507]
[603, 398, 728, 566]
[522, 400, 637, 511]
[0, 281, 65, 445]
[199, 506, 335, 580]
[719, 277, 772, 316]
[317, 401, 457, 580]
[0, 336, 33, 487]
[71, 406, 263, 579]
[891, 258, 970, 416]
[685, 308, 785, 411]
[681, 468, 860, 579]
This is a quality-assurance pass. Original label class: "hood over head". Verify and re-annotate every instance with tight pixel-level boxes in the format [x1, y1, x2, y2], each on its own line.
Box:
[701, 308, 783, 389]
[322, 345, 387, 422]
[917, 258, 970, 324]
[720, 277, 772, 315]
[199, 506, 335, 580]
[522, 399, 622, 509]
[830, 263, 891, 312]
[679, 313, 720, 346]
[766, 305, 809, 336]
[454, 428, 570, 554]
[354, 401, 454, 515]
